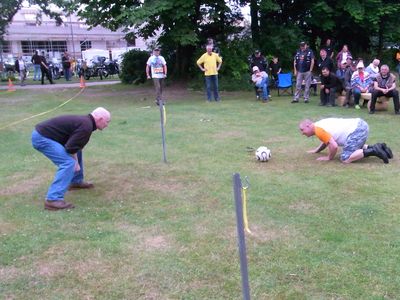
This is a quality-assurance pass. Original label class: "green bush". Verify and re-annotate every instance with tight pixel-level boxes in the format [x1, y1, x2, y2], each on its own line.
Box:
[119, 49, 149, 84]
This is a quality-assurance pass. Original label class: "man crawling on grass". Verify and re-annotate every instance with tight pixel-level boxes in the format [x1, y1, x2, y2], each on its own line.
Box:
[299, 118, 393, 164]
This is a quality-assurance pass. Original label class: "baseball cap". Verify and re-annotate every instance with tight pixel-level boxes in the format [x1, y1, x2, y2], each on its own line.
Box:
[299, 41, 306, 46]
[255, 49, 261, 54]
[252, 66, 259, 72]
[154, 48, 160, 51]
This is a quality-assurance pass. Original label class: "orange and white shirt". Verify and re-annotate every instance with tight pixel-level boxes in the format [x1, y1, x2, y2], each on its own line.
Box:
[314, 118, 360, 146]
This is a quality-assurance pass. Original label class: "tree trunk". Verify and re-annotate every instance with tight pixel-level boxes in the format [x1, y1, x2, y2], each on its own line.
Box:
[250, 0, 260, 47]
[377, 18, 384, 58]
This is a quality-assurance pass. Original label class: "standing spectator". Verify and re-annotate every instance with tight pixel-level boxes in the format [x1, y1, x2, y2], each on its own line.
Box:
[319, 67, 341, 106]
[322, 38, 334, 59]
[40, 51, 54, 85]
[351, 61, 373, 109]
[342, 57, 356, 107]
[336, 45, 352, 67]
[251, 66, 269, 102]
[197, 45, 223, 102]
[365, 59, 380, 79]
[396, 49, 400, 75]
[14, 54, 27, 86]
[369, 65, 399, 115]
[317, 48, 334, 74]
[61, 51, 72, 81]
[250, 50, 268, 72]
[335, 62, 347, 91]
[293, 41, 315, 103]
[146, 48, 167, 106]
[269, 56, 281, 85]
[31, 50, 42, 81]
[31, 107, 111, 210]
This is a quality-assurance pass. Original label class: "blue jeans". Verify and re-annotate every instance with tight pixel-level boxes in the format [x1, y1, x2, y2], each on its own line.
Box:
[255, 77, 269, 100]
[205, 75, 219, 101]
[341, 120, 369, 161]
[33, 64, 41, 80]
[31, 130, 84, 201]
[64, 68, 71, 81]
[352, 88, 361, 105]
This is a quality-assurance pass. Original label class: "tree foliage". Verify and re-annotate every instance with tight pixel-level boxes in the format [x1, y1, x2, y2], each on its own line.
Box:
[2, 0, 400, 77]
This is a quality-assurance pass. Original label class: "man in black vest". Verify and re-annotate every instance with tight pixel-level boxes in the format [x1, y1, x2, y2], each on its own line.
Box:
[293, 41, 315, 103]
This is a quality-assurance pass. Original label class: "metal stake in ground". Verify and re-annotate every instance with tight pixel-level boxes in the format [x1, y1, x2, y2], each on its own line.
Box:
[233, 173, 251, 300]
[159, 103, 167, 163]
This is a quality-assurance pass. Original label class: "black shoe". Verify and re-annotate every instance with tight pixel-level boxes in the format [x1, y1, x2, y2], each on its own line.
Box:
[291, 100, 299, 103]
[395, 111, 400, 115]
[318, 103, 325, 106]
[304, 100, 309, 103]
[372, 144, 389, 164]
[369, 110, 375, 114]
[379, 143, 393, 159]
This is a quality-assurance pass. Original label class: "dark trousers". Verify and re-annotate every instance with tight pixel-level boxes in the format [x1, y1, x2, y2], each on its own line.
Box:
[41, 67, 54, 84]
[370, 90, 400, 112]
[320, 87, 336, 106]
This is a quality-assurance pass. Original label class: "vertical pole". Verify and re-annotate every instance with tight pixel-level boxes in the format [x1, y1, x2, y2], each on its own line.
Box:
[233, 173, 251, 300]
[159, 103, 167, 163]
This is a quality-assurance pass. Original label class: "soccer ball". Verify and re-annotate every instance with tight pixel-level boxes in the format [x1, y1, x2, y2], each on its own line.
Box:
[255, 146, 271, 162]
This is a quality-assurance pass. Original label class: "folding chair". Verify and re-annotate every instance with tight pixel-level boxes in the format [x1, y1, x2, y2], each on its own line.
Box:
[277, 73, 294, 96]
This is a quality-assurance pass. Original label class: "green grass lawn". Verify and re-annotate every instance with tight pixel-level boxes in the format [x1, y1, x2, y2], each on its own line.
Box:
[1, 85, 400, 299]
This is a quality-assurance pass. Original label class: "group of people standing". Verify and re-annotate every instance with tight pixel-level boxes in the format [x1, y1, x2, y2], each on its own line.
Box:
[13, 50, 74, 86]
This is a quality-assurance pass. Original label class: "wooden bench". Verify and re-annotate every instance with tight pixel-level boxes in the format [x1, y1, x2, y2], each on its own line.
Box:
[361, 93, 390, 111]
[337, 91, 347, 106]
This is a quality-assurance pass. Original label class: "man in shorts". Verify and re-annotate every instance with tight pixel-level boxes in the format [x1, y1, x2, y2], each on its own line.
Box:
[299, 118, 393, 164]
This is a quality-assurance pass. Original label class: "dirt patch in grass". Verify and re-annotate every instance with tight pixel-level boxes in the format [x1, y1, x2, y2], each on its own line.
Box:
[248, 224, 295, 243]
[0, 266, 20, 282]
[104, 169, 185, 201]
[288, 200, 318, 214]
[213, 130, 245, 140]
[117, 222, 173, 252]
[0, 173, 47, 196]
[0, 222, 17, 235]
[144, 235, 170, 250]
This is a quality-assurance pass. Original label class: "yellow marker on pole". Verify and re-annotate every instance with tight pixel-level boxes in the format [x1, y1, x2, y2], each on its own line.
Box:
[242, 177, 252, 234]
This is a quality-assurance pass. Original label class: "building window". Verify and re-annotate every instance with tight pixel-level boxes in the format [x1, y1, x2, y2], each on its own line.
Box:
[20, 40, 67, 54]
[0, 41, 11, 53]
[80, 41, 92, 51]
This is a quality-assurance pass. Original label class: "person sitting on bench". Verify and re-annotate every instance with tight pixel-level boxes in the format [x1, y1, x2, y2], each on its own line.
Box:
[369, 64, 400, 115]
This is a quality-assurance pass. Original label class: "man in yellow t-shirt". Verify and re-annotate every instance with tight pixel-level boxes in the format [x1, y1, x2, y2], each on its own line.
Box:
[299, 118, 392, 164]
[197, 45, 222, 102]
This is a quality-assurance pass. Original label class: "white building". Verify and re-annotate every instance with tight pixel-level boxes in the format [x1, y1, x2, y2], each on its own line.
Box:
[2, 7, 150, 60]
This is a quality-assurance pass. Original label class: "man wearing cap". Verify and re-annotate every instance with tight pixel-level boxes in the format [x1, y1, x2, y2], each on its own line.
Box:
[369, 64, 400, 115]
[146, 48, 167, 106]
[250, 50, 268, 72]
[293, 41, 315, 103]
[351, 61, 373, 109]
[31, 107, 111, 210]
[251, 66, 269, 102]
[197, 44, 223, 102]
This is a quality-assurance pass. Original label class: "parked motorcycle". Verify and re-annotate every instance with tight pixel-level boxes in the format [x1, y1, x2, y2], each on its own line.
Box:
[81, 56, 107, 80]
[103, 59, 120, 77]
